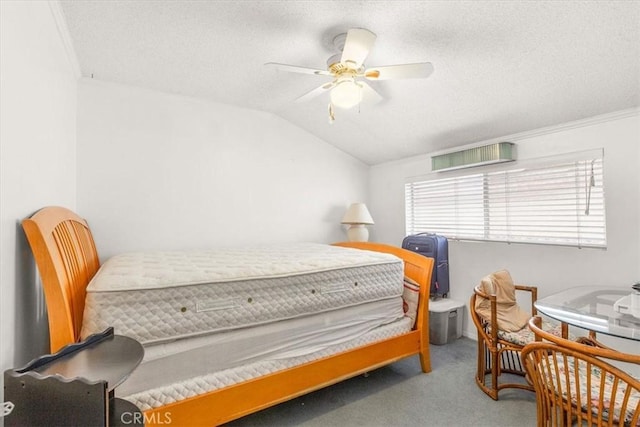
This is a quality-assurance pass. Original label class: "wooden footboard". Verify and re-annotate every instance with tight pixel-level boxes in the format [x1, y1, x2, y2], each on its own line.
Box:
[151, 331, 427, 426]
[22, 207, 434, 427]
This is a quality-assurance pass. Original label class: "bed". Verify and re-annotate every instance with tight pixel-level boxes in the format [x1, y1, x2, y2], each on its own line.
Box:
[21, 206, 434, 426]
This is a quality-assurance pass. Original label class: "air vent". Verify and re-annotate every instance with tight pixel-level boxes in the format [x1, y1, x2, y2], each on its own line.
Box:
[432, 142, 516, 172]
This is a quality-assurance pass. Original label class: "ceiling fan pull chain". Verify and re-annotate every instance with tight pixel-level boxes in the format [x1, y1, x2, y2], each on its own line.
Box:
[328, 103, 335, 124]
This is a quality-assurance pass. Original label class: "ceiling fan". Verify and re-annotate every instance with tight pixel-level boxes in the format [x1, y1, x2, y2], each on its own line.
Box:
[265, 28, 434, 122]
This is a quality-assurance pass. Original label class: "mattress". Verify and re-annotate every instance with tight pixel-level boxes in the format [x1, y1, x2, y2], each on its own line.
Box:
[119, 307, 412, 411]
[81, 243, 403, 344]
[117, 297, 404, 398]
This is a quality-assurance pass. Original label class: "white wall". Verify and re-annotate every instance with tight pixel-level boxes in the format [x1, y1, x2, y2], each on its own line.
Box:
[0, 1, 78, 376]
[370, 112, 640, 343]
[76, 80, 369, 259]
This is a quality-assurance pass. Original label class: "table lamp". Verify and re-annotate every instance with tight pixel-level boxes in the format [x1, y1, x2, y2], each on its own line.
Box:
[341, 202, 374, 242]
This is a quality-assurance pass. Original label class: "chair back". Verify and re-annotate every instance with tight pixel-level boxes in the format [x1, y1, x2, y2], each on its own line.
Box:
[523, 317, 640, 426]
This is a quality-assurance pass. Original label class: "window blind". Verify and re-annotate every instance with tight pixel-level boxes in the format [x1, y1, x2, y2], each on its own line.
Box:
[405, 151, 606, 248]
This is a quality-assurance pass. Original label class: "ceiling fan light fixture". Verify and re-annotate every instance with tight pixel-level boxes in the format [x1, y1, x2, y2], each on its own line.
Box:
[330, 79, 362, 109]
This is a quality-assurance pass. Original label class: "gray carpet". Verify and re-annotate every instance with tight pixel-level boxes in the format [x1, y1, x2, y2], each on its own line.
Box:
[225, 337, 537, 426]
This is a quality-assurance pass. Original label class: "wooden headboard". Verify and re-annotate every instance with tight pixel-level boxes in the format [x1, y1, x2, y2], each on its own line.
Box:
[22, 206, 100, 353]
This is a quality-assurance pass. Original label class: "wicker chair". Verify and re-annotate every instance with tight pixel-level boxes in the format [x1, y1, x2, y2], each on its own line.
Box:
[470, 271, 567, 400]
[524, 316, 640, 426]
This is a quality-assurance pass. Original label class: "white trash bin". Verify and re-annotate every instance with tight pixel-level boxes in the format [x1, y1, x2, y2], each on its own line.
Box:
[429, 299, 464, 345]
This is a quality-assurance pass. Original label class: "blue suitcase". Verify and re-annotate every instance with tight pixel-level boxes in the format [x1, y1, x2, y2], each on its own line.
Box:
[402, 233, 450, 298]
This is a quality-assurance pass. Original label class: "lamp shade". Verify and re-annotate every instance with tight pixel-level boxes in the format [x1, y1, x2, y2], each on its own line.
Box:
[341, 203, 374, 225]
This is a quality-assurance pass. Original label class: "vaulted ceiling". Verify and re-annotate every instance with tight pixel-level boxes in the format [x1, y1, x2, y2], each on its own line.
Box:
[60, 1, 640, 165]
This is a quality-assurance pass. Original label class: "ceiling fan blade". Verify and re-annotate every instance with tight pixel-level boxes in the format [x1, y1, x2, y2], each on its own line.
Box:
[265, 62, 331, 76]
[360, 81, 383, 105]
[364, 62, 434, 80]
[340, 28, 377, 69]
[295, 82, 335, 103]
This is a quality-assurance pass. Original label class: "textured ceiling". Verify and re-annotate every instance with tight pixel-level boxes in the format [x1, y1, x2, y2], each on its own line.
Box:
[60, 1, 640, 165]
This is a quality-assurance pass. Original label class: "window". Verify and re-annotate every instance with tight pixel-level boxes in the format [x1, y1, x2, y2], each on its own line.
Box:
[405, 150, 606, 248]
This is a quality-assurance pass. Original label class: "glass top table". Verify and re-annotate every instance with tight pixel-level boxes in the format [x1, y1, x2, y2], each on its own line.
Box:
[535, 286, 640, 342]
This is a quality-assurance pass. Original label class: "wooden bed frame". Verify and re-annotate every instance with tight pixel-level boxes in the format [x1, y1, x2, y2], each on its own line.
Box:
[22, 206, 434, 426]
